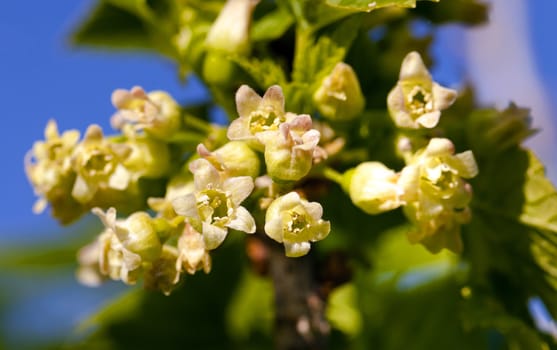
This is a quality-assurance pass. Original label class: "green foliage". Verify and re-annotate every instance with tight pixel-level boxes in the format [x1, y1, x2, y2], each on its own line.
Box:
[325, 0, 438, 11]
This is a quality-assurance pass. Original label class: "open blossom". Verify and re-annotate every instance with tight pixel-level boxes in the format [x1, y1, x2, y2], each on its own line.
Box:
[172, 158, 256, 250]
[111, 86, 181, 139]
[398, 138, 478, 253]
[25, 120, 80, 214]
[264, 192, 331, 257]
[257, 114, 321, 182]
[77, 228, 142, 286]
[227, 85, 291, 147]
[387, 51, 457, 129]
[71, 125, 133, 204]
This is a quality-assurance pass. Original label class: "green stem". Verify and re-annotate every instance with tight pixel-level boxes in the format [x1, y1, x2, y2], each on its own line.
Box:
[183, 114, 213, 134]
[322, 167, 344, 187]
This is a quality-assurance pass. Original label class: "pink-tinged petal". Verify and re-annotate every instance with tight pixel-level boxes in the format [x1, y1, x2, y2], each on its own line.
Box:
[172, 193, 198, 217]
[288, 114, 312, 131]
[111, 89, 132, 109]
[416, 111, 440, 129]
[83, 124, 104, 143]
[196, 143, 212, 157]
[227, 206, 256, 233]
[264, 217, 284, 242]
[284, 242, 311, 257]
[432, 83, 457, 111]
[236, 85, 262, 119]
[399, 51, 431, 81]
[223, 176, 254, 205]
[261, 85, 285, 114]
[202, 222, 228, 250]
[303, 201, 323, 221]
[189, 158, 220, 190]
[295, 129, 320, 151]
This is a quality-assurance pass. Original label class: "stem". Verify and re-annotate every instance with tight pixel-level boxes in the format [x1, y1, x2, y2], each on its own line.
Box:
[183, 114, 213, 134]
[322, 167, 344, 187]
[267, 238, 329, 350]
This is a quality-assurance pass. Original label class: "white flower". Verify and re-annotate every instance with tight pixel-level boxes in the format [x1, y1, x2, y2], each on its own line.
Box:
[264, 192, 330, 257]
[172, 158, 256, 250]
[387, 51, 457, 129]
[175, 223, 211, 276]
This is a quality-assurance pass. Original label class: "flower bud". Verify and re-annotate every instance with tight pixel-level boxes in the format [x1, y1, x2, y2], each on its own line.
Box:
[93, 207, 162, 262]
[197, 141, 260, 178]
[205, 0, 259, 55]
[143, 245, 180, 296]
[257, 115, 320, 182]
[313, 62, 365, 121]
[111, 86, 181, 140]
[348, 162, 403, 215]
[123, 135, 171, 179]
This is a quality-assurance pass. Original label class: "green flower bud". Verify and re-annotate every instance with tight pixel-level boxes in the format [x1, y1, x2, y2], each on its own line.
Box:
[257, 115, 320, 182]
[264, 192, 331, 257]
[387, 51, 457, 129]
[313, 62, 365, 121]
[205, 0, 259, 55]
[197, 141, 260, 178]
[93, 207, 162, 262]
[123, 135, 171, 179]
[348, 162, 403, 215]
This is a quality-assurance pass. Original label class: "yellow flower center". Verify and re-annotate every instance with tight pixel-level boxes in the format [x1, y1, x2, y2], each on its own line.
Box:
[248, 109, 284, 134]
[406, 85, 433, 118]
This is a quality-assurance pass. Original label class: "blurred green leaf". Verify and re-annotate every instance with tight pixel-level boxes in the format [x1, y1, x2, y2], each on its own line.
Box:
[325, 0, 439, 11]
[231, 56, 288, 90]
[251, 6, 295, 42]
[465, 148, 557, 325]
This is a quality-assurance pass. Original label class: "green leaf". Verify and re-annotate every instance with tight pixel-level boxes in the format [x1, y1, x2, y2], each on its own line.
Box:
[325, 0, 439, 12]
[231, 56, 288, 90]
[251, 6, 295, 42]
[465, 148, 557, 320]
[72, 2, 153, 50]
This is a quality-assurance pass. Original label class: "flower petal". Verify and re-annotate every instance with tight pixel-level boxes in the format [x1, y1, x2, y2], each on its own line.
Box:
[227, 206, 256, 233]
[202, 222, 228, 250]
[284, 242, 311, 257]
[399, 51, 431, 81]
[172, 193, 198, 217]
[223, 176, 254, 205]
[235, 85, 262, 119]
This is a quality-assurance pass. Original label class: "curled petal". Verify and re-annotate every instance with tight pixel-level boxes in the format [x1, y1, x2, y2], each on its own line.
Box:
[284, 242, 311, 257]
[202, 222, 228, 250]
[227, 206, 256, 233]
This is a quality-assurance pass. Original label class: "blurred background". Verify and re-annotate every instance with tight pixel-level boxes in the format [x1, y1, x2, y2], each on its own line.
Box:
[0, 0, 556, 348]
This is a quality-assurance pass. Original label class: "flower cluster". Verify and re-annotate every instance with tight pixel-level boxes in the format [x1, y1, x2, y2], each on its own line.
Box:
[27, 49, 478, 295]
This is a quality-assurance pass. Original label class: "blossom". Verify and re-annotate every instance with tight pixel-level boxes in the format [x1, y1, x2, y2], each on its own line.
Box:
[143, 246, 181, 296]
[227, 85, 290, 147]
[313, 62, 365, 121]
[398, 138, 478, 253]
[175, 223, 211, 276]
[25, 120, 80, 214]
[71, 125, 133, 204]
[92, 207, 162, 262]
[348, 162, 404, 214]
[387, 51, 457, 129]
[111, 86, 181, 139]
[172, 158, 256, 250]
[264, 192, 331, 257]
[257, 114, 321, 182]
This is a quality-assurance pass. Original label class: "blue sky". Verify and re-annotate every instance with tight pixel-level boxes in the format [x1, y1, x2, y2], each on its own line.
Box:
[1, 0, 556, 241]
